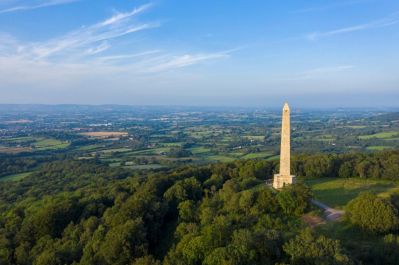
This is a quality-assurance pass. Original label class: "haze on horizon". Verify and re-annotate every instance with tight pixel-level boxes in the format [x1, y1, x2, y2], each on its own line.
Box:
[0, 0, 398, 108]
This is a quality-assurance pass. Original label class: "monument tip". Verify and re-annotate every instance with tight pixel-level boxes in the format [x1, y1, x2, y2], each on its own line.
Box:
[283, 102, 290, 111]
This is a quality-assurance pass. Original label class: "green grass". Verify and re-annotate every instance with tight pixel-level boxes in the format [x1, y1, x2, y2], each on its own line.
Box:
[266, 155, 280, 161]
[0, 137, 69, 151]
[124, 164, 166, 170]
[100, 148, 132, 153]
[34, 138, 70, 150]
[161, 142, 183, 147]
[1, 136, 35, 143]
[78, 144, 102, 151]
[359, 131, 398, 140]
[305, 177, 399, 209]
[366, 146, 393, 151]
[190, 146, 211, 155]
[314, 134, 335, 142]
[0, 172, 32, 182]
[242, 152, 271, 159]
[205, 155, 235, 163]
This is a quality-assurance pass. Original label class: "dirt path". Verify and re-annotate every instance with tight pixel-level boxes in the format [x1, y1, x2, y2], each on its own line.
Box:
[302, 214, 326, 228]
[311, 199, 345, 221]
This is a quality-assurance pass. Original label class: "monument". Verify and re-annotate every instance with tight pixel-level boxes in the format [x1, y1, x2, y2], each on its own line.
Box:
[273, 102, 296, 189]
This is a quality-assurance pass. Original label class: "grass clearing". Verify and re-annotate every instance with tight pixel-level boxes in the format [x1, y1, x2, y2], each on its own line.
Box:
[0, 172, 32, 182]
[34, 138, 70, 150]
[366, 146, 393, 151]
[305, 177, 399, 209]
[242, 152, 272, 159]
[359, 131, 398, 140]
[190, 146, 211, 155]
[205, 155, 235, 163]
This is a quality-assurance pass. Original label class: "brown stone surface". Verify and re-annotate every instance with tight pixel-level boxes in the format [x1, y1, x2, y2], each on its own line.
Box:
[273, 103, 296, 189]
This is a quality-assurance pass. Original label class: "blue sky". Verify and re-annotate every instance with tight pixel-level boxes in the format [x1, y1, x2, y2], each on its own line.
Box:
[0, 0, 398, 107]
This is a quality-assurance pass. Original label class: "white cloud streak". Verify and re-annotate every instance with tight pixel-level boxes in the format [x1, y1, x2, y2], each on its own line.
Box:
[0, 2, 230, 92]
[0, 0, 80, 14]
[146, 53, 229, 73]
[307, 12, 399, 40]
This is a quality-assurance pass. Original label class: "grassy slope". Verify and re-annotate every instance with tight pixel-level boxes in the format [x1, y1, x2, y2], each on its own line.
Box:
[305, 177, 399, 209]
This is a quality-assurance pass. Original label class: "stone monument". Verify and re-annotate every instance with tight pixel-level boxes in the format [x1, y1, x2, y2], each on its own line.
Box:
[273, 102, 296, 189]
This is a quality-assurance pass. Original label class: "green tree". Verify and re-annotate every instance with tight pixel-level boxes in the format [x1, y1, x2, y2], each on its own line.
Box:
[276, 184, 312, 216]
[346, 192, 399, 233]
[99, 218, 147, 265]
[283, 228, 352, 265]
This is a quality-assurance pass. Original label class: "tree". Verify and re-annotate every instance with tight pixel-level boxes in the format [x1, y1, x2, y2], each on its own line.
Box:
[276, 184, 312, 216]
[178, 200, 197, 222]
[346, 192, 399, 233]
[99, 219, 147, 265]
[283, 228, 352, 265]
[131, 255, 161, 265]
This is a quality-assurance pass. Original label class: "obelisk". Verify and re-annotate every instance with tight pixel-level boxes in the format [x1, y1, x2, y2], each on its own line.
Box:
[273, 102, 296, 189]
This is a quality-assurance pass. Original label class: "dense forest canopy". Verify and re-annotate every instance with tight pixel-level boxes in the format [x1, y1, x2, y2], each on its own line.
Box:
[0, 150, 398, 264]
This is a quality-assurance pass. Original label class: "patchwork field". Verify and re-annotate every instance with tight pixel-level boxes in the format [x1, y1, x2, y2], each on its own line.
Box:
[0, 136, 69, 152]
[0, 146, 31, 153]
[305, 177, 399, 209]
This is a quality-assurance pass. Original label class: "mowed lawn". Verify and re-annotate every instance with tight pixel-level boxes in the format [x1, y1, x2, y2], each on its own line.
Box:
[305, 177, 399, 209]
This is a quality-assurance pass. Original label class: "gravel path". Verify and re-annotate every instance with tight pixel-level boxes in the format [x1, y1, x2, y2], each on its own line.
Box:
[311, 199, 345, 221]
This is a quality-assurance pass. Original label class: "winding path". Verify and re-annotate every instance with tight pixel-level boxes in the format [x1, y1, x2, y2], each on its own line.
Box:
[311, 199, 345, 221]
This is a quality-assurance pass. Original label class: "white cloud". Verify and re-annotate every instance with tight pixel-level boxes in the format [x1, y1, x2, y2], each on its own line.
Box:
[0, 0, 80, 14]
[307, 12, 399, 40]
[146, 53, 229, 73]
[99, 3, 153, 27]
[0, 3, 231, 93]
[84, 42, 110, 55]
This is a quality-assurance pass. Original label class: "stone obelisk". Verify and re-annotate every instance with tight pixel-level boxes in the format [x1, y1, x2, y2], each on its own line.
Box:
[273, 102, 296, 189]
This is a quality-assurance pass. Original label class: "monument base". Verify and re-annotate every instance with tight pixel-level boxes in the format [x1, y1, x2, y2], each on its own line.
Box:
[273, 174, 296, 189]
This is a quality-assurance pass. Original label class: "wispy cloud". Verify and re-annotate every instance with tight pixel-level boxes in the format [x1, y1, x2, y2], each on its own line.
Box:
[100, 3, 153, 26]
[146, 52, 230, 73]
[0, 0, 80, 14]
[3, 3, 158, 59]
[0, 2, 231, 91]
[307, 12, 399, 40]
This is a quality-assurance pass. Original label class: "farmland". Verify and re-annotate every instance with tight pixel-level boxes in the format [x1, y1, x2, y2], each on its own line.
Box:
[0, 105, 398, 179]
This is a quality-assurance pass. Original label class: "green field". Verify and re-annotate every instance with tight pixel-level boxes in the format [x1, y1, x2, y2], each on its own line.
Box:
[366, 146, 393, 151]
[359, 131, 398, 140]
[34, 138, 70, 150]
[0, 172, 32, 182]
[305, 177, 399, 209]
[241, 152, 272, 159]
